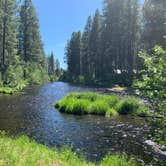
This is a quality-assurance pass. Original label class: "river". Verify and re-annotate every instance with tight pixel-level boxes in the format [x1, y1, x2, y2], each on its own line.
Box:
[0, 82, 155, 164]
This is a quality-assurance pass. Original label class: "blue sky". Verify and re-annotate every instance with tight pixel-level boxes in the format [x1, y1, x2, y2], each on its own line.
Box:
[32, 0, 144, 68]
[32, 0, 103, 68]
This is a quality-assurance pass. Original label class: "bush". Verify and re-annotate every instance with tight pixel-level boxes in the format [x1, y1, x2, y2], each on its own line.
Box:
[26, 62, 49, 84]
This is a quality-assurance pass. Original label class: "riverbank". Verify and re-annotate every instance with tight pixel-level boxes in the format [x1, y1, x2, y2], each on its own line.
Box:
[55, 92, 149, 117]
[0, 81, 27, 95]
[0, 132, 136, 166]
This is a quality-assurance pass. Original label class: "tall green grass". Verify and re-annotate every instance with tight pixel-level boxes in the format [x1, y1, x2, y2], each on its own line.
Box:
[0, 132, 136, 166]
[55, 92, 149, 117]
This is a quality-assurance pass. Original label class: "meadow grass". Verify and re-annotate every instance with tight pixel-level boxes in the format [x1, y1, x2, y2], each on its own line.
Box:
[55, 92, 149, 117]
[0, 132, 136, 166]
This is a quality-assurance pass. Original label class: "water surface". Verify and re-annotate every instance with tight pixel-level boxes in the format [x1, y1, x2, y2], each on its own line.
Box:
[0, 82, 153, 163]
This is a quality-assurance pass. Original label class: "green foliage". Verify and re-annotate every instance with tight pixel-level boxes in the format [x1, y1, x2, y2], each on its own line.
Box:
[88, 100, 110, 115]
[65, 0, 139, 85]
[105, 108, 118, 118]
[0, 132, 136, 166]
[149, 118, 166, 147]
[57, 98, 90, 115]
[55, 92, 149, 117]
[0, 0, 49, 93]
[26, 62, 49, 85]
[116, 97, 149, 116]
[100, 155, 136, 166]
[135, 45, 166, 112]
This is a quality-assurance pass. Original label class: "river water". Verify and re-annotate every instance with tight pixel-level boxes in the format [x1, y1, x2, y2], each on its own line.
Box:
[0, 82, 155, 164]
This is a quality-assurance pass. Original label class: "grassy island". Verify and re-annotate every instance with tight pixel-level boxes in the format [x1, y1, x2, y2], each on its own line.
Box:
[55, 92, 149, 117]
[0, 132, 136, 166]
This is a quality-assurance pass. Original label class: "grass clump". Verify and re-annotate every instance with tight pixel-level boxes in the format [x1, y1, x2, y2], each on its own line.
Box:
[116, 97, 149, 116]
[105, 108, 118, 118]
[88, 100, 110, 115]
[0, 132, 137, 166]
[55, 92, 149, 117]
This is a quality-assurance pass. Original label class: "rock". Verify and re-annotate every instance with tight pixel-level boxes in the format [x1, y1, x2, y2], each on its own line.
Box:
[144, 140, 166, 161]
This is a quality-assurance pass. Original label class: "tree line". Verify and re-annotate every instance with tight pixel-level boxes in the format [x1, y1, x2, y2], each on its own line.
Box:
[0, 0, 60, 88]
[65, 0, 166, 86]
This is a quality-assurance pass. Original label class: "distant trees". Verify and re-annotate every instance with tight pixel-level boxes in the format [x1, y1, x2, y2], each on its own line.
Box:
[0, 0, 49, 88]
[48, 52, 61, 81]
[65, 0, 140, 85]
[65, 0, 166, 86]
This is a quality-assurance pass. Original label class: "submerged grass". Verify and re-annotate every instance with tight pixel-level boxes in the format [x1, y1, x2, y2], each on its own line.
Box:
[55, 92, 149, 117]
[0, 132, 136, 166]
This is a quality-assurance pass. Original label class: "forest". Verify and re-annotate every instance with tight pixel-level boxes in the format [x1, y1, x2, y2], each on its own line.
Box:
[0, 0, 60, 94]
[0, 0, 165, 166]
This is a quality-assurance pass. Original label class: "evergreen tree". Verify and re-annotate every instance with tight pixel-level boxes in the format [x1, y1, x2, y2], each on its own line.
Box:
[80, 16, 92, 79]
[66, 31, 81, 80]
[48, 52, 55, 75]
[89, 9, 102, 80]
[18, 0, 46, 79]
[101, 0, 139, 85]
[55, 59, 60, 76]
[0, 0, 18, 82]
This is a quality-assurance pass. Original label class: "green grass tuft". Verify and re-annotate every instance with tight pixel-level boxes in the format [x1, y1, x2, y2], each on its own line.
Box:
[105, 108, 118, 118]
[55, 92, 149, 117]
[116, 97, 149, 116]
[88, 100, 110, 115]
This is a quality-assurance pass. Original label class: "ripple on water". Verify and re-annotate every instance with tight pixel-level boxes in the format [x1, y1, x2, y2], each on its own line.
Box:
[0, 82, 156, 164]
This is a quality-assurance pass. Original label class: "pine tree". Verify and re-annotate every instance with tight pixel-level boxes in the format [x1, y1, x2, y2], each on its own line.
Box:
[18, 0, 46, 79]
[48, 52, 55, 75]
[66, 31, 81, 80]
[80, 16, 92, 80]
[0, 0, 18, 81]
[55, 59, 60, 76]
[89, 9, 102, 80]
